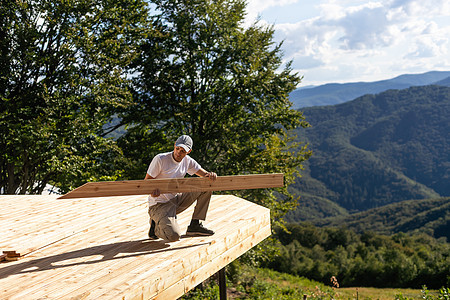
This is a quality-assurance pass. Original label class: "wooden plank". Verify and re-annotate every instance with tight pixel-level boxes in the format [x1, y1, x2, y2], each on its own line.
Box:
[0, 194, 271, 300]
[0, 206, 152, 299]
[56, 196, 262, 300]
[58, 173, 284, 199]
[76, 202, 270, 300]
[1, 195, 147, 258]
[98, 203, 269, 299]
[157, 224, 272, 300]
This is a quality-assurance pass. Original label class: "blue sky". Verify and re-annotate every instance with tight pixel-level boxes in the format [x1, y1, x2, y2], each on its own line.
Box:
[244, 0, 450, 86]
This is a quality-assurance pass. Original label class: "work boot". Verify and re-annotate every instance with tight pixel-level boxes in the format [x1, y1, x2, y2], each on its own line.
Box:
[186, 220, 214, 236]
[148, 220, 158, 240]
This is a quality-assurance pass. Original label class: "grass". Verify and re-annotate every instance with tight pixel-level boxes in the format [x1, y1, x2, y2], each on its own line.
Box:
[182, 264, 445, 300]
[336, 287, 425, 299]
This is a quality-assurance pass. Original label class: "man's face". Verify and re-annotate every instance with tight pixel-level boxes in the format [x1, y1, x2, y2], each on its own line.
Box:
[173, 145, 191, 162]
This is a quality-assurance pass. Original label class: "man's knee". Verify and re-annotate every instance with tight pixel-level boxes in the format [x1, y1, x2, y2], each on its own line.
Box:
[160, 229, 180, 242]
[155, 222, 181, 242]
[166, 231, 181, 242]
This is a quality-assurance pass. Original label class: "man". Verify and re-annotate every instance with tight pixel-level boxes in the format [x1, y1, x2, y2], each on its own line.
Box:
[145, 135, 217, 242]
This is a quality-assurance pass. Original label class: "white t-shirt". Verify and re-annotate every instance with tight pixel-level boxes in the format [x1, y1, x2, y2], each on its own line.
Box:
[147, 151, 201, 206]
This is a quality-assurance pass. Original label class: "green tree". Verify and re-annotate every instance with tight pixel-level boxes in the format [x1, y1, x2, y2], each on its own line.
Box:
[118, 0, 311, 223]
[0, 0, 149, 193]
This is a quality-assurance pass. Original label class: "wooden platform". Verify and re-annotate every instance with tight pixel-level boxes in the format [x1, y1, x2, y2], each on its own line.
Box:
[0, 194, 271, 299]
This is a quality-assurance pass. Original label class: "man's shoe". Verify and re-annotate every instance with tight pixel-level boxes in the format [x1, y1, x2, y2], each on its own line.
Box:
[148, 220, 158, 240]
[148, 230, 158, 240]
[186, 222, 215, 236]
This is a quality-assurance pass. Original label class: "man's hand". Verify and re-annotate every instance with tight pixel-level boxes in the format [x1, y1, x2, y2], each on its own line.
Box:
[144, 174, 160, 197]
[195, 168, 217, 180]
[151, 188, 160, 198]
[205, 172, 217, 181]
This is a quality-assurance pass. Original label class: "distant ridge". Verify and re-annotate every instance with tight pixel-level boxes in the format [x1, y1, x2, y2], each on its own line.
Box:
[434, 76, 450, 87]
[290, 70, 450, 108]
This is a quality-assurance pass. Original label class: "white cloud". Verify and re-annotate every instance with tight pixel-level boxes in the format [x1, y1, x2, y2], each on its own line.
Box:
[317, 2, 346, 20]
[246, 0, 298, 11]
[405, 33, 449, 58]
[244, 0, 299, 26]
[245, 0, 450, 85]
[275, 18, 337, 57]
[389, 0, 450, 17]
[422, 22, 438, 35]
[336, 5, 393, 49]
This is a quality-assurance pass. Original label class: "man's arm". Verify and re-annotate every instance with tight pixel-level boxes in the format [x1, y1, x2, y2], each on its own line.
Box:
[144, 173, 160, 197]
[195, 168, 217, 181]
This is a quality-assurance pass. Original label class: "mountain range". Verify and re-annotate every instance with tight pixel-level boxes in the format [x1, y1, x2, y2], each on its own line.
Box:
[286, 84, 450, 228]
[289, 70, 450, 108]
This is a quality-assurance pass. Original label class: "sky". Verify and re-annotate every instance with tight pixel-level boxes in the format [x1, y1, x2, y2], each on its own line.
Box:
[244, 0, 450, 86]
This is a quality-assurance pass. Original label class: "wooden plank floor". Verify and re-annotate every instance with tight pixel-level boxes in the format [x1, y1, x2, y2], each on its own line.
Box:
[0, 194, 271, 299]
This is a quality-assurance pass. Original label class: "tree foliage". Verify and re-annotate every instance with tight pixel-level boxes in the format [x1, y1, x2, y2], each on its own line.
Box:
[270, 223, 450, 289]
[118, 0, 311, 222]
[0, 0, 149, 193]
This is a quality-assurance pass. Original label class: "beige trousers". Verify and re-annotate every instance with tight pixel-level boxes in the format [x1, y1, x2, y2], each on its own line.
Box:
[147, 191, 212, 241]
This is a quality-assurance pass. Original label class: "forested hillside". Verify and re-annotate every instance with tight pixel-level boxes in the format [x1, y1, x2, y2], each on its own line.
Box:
[312, 197, 450, 240]
[287, 85, 450, 221]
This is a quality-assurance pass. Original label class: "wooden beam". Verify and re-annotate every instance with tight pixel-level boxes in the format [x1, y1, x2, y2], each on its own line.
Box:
[58, 173, 284, 199]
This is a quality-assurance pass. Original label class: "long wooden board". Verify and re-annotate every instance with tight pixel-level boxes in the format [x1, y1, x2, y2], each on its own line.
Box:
[58, 173, 283, 199]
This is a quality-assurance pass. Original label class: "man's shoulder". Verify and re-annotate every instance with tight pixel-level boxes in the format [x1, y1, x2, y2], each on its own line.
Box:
[184, 155, 200, 168]
[150, 152, 173, 165]
[155, 152, 172, 159]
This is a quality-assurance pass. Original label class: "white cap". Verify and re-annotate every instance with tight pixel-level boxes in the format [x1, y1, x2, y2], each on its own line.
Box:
[175, 135, 193, 152]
